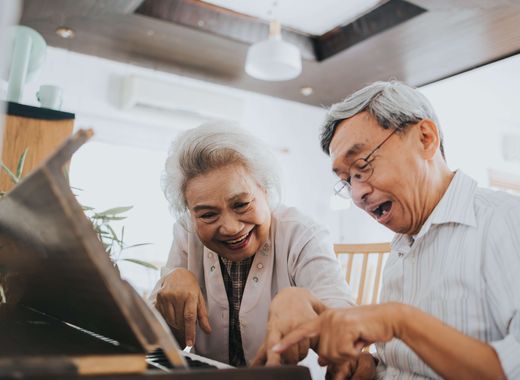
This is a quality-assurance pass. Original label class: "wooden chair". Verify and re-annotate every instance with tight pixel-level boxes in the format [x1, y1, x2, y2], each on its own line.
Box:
[334, 243, 391, 305]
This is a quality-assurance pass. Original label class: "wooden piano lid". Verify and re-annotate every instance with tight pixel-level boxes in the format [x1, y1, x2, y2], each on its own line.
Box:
[0, 130, 186, 375]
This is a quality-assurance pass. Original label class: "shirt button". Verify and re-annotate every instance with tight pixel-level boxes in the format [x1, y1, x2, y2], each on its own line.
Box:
[398, 252, 404, 257]
[210, 265, 216, 272]
[253, 276, 259, 282]
[208, 252, 214, 258]
[256, 263, 264, 269]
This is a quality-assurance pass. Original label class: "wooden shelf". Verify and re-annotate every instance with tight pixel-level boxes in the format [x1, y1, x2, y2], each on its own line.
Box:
[1, 102, 75, 193]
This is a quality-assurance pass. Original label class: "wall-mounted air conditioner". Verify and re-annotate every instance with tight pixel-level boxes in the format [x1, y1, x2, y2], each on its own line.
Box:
[119, 75, 244, 122]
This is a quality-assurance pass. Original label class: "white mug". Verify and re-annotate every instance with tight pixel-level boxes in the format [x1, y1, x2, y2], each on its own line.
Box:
[36, 84, 62, 110]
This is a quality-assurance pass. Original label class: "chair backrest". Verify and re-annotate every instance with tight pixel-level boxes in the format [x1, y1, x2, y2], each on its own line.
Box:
[334, 243, 391, 305]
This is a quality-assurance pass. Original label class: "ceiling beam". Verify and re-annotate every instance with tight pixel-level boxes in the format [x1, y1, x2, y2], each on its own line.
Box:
[135, 0, 316, 60]
[312, 0, 426, 61]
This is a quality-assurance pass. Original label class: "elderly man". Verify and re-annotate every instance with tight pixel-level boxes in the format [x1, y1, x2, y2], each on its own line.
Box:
[274, 81, 520, 380]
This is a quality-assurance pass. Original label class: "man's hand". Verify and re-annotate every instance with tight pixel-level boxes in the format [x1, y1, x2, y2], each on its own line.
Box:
[251, 287, 326, 366]
[273, 304, 400, 367]
[153, 268, 212, 347]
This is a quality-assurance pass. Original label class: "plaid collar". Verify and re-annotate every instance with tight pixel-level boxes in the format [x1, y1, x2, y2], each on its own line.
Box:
[220, 255, 254, 276]
[218, 255, 254, 366]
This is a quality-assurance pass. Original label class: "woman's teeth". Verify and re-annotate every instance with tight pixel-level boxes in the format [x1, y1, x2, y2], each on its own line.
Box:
[226, 234, 248, 244]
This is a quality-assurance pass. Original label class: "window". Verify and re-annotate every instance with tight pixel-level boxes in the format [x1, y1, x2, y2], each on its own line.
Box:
[70, 140, 172, 296]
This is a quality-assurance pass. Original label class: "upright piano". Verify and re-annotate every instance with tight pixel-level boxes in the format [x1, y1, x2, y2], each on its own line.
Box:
[0, 130, 311, 380]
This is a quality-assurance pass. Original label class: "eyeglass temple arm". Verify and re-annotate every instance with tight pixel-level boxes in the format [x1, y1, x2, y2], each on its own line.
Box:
[365, 128, 398, 161]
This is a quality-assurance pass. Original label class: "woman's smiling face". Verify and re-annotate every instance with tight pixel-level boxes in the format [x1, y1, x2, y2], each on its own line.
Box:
[185, 163, 271, 262]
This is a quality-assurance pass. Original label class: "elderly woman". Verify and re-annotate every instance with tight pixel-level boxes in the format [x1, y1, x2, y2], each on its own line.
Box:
[152, 122, 354, 367]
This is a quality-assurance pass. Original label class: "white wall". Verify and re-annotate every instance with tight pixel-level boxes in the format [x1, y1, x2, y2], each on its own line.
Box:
[421, 54, 520, 185]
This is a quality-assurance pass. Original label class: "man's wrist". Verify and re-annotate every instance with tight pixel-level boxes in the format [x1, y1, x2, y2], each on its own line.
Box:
[385, 302, 413, 340]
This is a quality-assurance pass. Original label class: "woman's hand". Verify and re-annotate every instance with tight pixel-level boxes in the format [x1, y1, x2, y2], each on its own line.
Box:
[252, 287, 326, 366]
[154, 268, 212, 347]
[273, 304, 399, 367]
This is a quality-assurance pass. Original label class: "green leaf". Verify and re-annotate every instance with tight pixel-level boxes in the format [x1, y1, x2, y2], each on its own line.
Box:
[0, 161, 20, 184]
[120, 258, 158, 270]
[123, 242, 152, 249]
[15, 148, 28, 179]
[96, 206, 133, 217]
[106, 224, 119, 241]
[102, 215, 127, 221]
[91, 214, 127, 221]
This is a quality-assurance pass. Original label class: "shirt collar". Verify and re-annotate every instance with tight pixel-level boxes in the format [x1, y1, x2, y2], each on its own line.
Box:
[394, 170, 478, 248]
[417, 170, 477, 239]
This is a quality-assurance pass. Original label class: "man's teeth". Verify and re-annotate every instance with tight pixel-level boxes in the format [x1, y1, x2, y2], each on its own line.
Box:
[373, 205, 389, 217]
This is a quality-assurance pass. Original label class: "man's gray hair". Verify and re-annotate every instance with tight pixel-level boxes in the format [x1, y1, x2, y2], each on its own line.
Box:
[162, 121, 281, 217]
[320, 81, 445, 159]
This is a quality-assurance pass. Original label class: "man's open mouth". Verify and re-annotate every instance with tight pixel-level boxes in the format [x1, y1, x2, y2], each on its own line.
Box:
[371, 201, 393, 222]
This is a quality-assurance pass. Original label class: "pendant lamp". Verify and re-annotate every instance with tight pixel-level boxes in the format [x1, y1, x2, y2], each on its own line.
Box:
[245, 20, 302, 81]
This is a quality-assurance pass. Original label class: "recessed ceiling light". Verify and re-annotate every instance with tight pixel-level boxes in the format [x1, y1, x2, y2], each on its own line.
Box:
[55, 26, 75, 39]
[300, 86, 313, 96]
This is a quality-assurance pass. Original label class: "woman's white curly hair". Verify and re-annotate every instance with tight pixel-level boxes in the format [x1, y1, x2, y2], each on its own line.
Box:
[162, 121, 281, 219]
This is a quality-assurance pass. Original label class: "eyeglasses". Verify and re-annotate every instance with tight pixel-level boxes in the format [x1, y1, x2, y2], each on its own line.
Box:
[334, 128, 398, 199]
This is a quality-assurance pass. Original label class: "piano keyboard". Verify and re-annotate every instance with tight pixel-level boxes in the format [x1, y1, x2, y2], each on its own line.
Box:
[146, 349, 232, 371]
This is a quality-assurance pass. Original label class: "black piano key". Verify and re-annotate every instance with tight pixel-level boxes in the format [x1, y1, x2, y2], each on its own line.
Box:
[184, 356, 217, 369]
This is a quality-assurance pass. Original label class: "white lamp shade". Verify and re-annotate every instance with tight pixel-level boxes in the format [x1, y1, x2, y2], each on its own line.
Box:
[245, 36, 302, 81]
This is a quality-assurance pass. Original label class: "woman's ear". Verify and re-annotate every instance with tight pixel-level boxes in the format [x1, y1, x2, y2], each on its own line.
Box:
[418, 119, 440, 160]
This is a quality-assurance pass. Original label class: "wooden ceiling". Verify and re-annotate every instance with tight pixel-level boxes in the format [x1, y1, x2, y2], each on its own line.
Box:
[19, 0, 520, 106]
